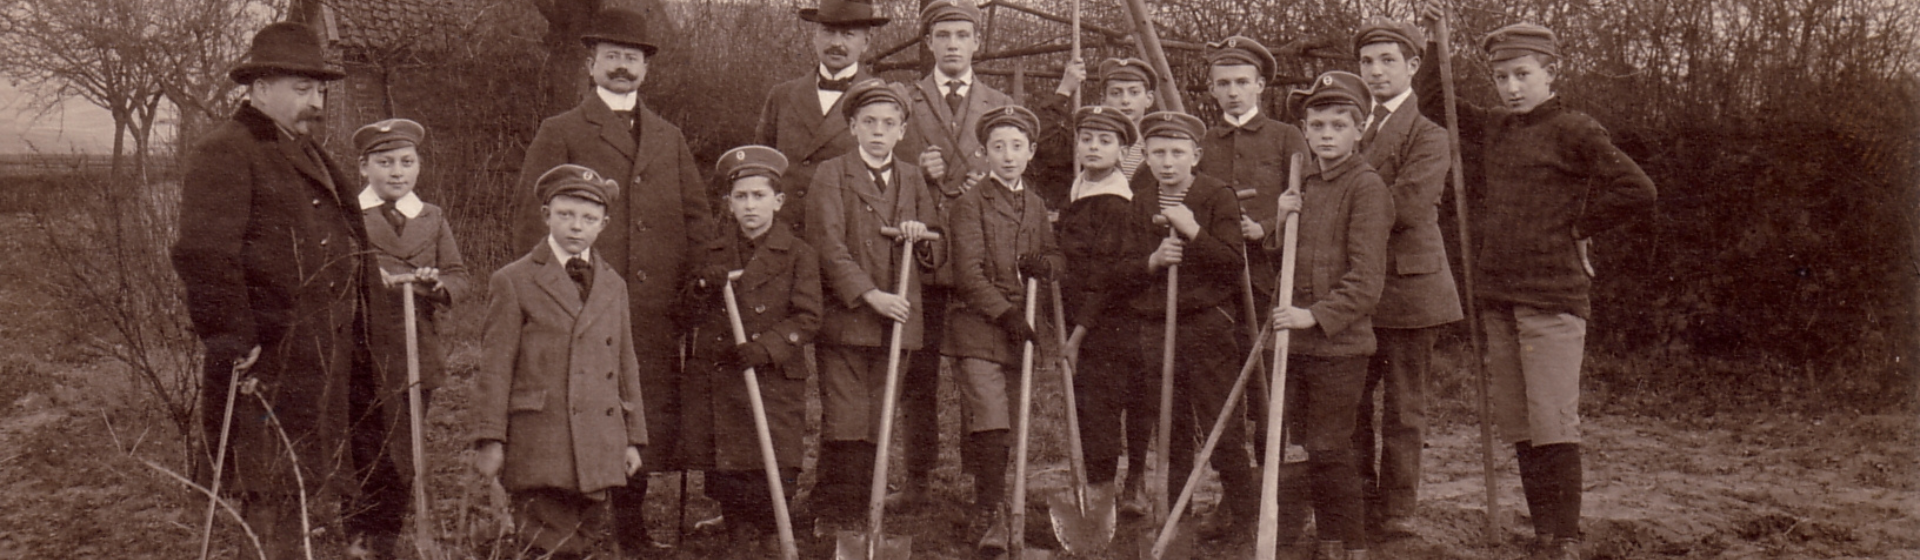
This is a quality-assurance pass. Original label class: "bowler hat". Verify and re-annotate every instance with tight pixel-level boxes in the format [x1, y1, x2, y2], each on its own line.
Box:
[1139, 111, 1206, 142]
[537, 164, 621, 206]
[1288, 71, 1369, 117]
[228, 22, 345, 84]
[580, 7, 659, 56]
[800, 0, 890, 27]
[920, 0, 983, 34]
[1481, 23, 1558, 62]
[1354, 19, 1426, 58]
[1074, 105, 1139, 146]
[1205, 36, 1276, 82]
[716, 145, 790, 184]
[353, 118, 426, 155]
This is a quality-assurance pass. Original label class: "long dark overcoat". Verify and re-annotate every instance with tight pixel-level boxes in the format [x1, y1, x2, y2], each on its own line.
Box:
[172, 103, 368, 498]
[514, 93, 714, 470]
[944, 179, 1065, 366]
[472, 242, 647, 495]
[676, 225, 822, 471]
[755, 67, 873, 234]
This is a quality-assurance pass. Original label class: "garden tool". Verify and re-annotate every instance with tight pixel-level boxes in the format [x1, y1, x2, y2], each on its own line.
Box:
[1148, 322, 1274, 560]
[197, 354, 251, 560]
[1045, 281, 1115, 553]
[399, 275, 441, 559]
[1256, 155, 1304, 560]
[1005, 277, 1051, 560]
[723, 269, 801, 560]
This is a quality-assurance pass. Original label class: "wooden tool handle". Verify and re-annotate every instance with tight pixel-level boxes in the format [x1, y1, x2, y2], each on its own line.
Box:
[878, 226, 943, 241]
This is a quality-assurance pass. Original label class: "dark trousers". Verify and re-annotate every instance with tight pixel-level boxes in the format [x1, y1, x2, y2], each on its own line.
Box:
[345, 364, 432, 549]
[813, 440, 877, 521]
[512, 488, 618, 559]
[611, 470, 652, 550]
[900, 285, 951, 481]
[706, 468, 799, 534]
[1074, 320, 1152, 485]
[1140, 307, 1257, 519]
[1283, 354, 1368, 545]
[1354, 326, 1439, 521]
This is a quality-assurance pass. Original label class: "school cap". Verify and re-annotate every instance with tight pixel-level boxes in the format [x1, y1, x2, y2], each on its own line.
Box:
[1099, 57, 1157, 89]
[1481, 22, 1558, 62]
[975, 105, 1040, 144]
[536, 164, 620, 206]
[352, 118, 425, 155]
[920, 0, 982, 33]
[1205, 35, 1275, 81]
[716, 145, 789, 184]
[1288, 71, 1370, 116]
[1139, 111, 1206, 141]
[842, 78, 912, 119]
[1353, 19, 1426, 58]
[1073, 105, 1138, 146]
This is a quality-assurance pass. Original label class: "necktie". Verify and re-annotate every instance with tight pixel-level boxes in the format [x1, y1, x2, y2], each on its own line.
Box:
[867, 163, 892, 191]
[565, 257, 593, 302]
[1362, 103, 1390, 146]
[380, 200, 406, 233]
[944, 80, 965, 116]
[819, 77, 853, 92]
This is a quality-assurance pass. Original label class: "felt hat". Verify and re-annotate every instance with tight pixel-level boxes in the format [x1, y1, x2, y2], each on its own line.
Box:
[1205, 35, 1276, 81]
[800, 0, 890, 27]
[228, 22, 345, 83]
[1481, 22, 1558, 62]
[920, 0, 983, 33]
[1354, 19, 1426, 58]
[580, 7, 659, 56]
[1288, 71, 1370, 117]
[716, 145, 790, 184]
[1139, 111, 1206, 141]
[1099, 57, 1157, 89]
[842, 78, 912, 119]
[1073, 105, 1138, 146]
[537, 164, 620, 206]
[352, 118, 426, 155]
[975, 105, 1040, 144]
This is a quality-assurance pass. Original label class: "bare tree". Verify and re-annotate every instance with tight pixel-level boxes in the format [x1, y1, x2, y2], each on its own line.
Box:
[0, 0, 169, 179]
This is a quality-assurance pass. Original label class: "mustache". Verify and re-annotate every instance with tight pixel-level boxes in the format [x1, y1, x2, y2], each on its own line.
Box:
[823, 46, 850, 57]
[605, 68, 639, 81]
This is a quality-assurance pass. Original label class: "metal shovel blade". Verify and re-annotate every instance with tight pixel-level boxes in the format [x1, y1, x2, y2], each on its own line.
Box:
[834, 530, 911, 560]
[1046, 486, 1116, 554]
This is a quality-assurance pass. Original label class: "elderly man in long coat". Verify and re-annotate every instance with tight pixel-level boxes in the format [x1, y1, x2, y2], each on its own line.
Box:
[512, 6, 713, 551]
[754, 0, 889, 237]
[171, 22, 367, 560]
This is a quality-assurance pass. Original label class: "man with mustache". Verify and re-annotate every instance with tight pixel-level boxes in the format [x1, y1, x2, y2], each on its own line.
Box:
[755, 0, 890, 237]
[513, 6, 714, 553]
[172, 22, 368, 560]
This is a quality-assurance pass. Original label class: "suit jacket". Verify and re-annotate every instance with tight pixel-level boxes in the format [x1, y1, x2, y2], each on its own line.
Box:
[756, 67, 873, 235]
[363, 202, 470, 393]
[172, 103, 366, 497]
[514, 92, 713, 469]
[807, 152, 942, 349]
[474, 241, 646, 495]
[1266, 155, 1393, 357]
[1124, 173, 1246, 317]
[677, 224, 822, 471]
[1361, 95, 1463, 329]
[897, 74, 1019, 287]
[945, 178, 1065, 365]
[1200, 113, 1311, 301]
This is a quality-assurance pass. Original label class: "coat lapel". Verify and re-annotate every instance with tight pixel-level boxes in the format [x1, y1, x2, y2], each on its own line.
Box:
[910, 76, 961, 155]
[392, 207, 440, 260]
[585, 94, 639, 164]
[738, 226, 795, 293]
[1366, 94, 1419, 161]
[630, 106, 668, 180]
[531, 243, 584, 317]
[277, 135, 337, 196]
[845, 159, 891, 215]
[364, 209, 404, 254]
[575, 258, 621, 333]
[793, 68, 867, 158]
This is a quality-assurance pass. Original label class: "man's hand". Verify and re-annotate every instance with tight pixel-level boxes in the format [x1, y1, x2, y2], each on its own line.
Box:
[919, 147, 947, 181]
[1241, 216, 1266, 241]
[961, 171, 988, 193]
[1272, 306, 1318, 331]
[1161, 204, 1200, 239]
[995, 308, 1037, 345]
[625, 446, 643, 476]
[475, 441, 504, 478]
[896, 220, 930, 243]
[235, 345, 262, 372]
[1148, 236, 1185, 271]
[863, 289, 912, 323]
[1063, 325, 1088, 370]
[1056, 58, 1087, 97]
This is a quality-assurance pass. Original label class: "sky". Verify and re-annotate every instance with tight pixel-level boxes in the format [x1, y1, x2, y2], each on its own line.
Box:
[0, 80, 134, 155]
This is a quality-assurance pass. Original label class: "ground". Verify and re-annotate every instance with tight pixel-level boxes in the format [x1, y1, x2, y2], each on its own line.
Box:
[0, 201, 1914, 559]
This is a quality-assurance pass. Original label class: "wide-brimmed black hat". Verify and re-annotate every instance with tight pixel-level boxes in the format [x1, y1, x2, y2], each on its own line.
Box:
[579, 7, 659, 56]
[800, 0, 890, 27]
[228, 22, 345, 84]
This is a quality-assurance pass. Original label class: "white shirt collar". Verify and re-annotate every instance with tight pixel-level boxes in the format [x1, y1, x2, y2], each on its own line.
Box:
[1070, 168, 1132, 202]
[857, 149, 894, 171]
[934, 68, 974, 95]
[992, 175, 1024, 192]
[1378, 87, 1413, 113]
[820, 63, 859, 81]
[1223, 107, 1261, 128]
[596, 86, 638, 112]
[547, 235, 591, 263]
[358, 187, 424, 218]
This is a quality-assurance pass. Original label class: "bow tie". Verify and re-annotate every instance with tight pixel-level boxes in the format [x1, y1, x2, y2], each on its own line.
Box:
[819, 77, 854, 92]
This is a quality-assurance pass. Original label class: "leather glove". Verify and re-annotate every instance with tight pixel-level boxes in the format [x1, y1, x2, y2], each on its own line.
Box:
[994, 308, 1037, 345]
[726, 342, 773, 369]
[1016, 253, 1055, 281]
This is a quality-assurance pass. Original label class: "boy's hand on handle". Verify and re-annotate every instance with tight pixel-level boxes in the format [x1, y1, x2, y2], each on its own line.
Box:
[896, 220, 931, 243]
[995, 308, 1037, 344]
[1276, 189, 1302, 216]
[962, 171, 988, 193]
[1149, 236, 1186, 271]
[1271, 306, 1318, 331]
[624, 446, 643, 476]
[1161, 204, 1200, 239]
[235, 344, 262, 372]
[475, 441, 504, 478]
[1063, 325, 1087, 369]
[1017, 253, 1057, 281]
[1415, 0, 1446, 27]
[1240, 216, 1267, 241]
[863, 289, 912, 323]
[726, 342, 774, 369]
[1056, 58, 1087, 97]
[919, 146, 947, 181]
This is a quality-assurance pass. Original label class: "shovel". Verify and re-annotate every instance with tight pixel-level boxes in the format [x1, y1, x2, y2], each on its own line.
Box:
[1146, 322, 1275, 559]
[834, 227, 939, 560]
[1255, 154, 1304, 560]
[1150, 224, 1180, 549]
[1006, 277, 1052, 560]
[398, 274, 443, 559]
[722, 270, 801, 560]
[1045, 281, 1116, 553]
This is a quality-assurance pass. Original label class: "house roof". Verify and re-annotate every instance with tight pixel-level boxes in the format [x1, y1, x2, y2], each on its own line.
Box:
[323, 0, 457, 54]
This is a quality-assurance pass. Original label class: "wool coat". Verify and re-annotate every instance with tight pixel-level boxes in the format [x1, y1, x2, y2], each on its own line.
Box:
[807, 152, 942, 350]
[1058, 188, 1151, 331]
[1200, 113, 1312, 302]
[1123, 172, 1247, 318]
[675, 224, 822, 471]
[473, 241, 647, 496]
[172, 103, 368, 498]
[360, 200, 468, 477]
[755, 67, 873, 235]
[897, 74, 1019, 288]
[514, 92, 714, 470]
[1360, 94, 1463, 329]
[944, 179, 1066, 366]
[1266, 155, 1394, 357]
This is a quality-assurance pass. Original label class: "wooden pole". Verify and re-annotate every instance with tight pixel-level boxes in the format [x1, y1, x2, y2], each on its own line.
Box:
[403, 282, 436, 559]
[1121, 0, 1186, 113]
[1254, 153, 1304, 560]
[1436, 12, 1500, 545]
[723, 272, 800, 560]
[1071, 0, 1082, 179]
